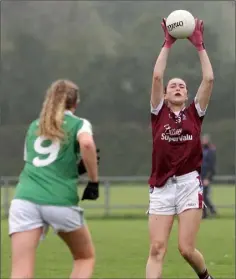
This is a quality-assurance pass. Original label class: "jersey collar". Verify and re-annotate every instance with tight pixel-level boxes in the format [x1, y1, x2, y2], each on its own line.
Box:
[64, 110, 74, 116]
[168, 106, 186, 117]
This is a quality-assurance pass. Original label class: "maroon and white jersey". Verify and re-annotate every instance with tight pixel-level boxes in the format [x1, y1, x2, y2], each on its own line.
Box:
[149, 98, 206, 188]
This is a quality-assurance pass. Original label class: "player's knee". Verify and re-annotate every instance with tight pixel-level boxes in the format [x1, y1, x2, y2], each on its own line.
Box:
[73, 243, 95, 261]
[149, 241, 167, 260]
[74, 255, 95, 266]
[73, 254, 95, 272]
[87, 246, 96, 262]
[11, 270, 33, 279]
[178, 244, 195, 260]
[11, 263, 34, 279]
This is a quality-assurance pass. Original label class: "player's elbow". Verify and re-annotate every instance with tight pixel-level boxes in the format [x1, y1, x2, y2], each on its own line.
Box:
[78, 133, 95, 150]
[81, 139, 95, 151]
[203, 75, 214, 83]
[153, 72, 163, 81]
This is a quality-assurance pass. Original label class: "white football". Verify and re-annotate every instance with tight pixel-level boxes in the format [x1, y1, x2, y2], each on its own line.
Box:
[166, 10, 196, 39]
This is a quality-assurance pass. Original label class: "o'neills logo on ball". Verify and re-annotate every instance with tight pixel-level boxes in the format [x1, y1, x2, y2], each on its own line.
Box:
[167, 21, 184, 32]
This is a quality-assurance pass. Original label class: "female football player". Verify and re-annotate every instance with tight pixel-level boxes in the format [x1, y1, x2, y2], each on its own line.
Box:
[9, 79, 99, 279]
[146, 19, 214, 279]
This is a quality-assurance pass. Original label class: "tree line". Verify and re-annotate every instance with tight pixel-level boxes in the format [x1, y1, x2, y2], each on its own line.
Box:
[1, 1, 234, 176]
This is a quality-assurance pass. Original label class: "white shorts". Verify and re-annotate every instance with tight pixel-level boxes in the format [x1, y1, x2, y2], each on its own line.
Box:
[8, 199, 85, 239]
[148, 171, 204, 215]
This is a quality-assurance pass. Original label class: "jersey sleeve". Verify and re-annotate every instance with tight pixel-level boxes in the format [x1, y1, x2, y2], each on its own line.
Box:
[76, 118, 93, 137]
[194, 97, 207, 117]
[188, 99, 207, 124]
[23, 138, 27, 161]
[23, 123, 33, 162]
[150, 99, 164, 115]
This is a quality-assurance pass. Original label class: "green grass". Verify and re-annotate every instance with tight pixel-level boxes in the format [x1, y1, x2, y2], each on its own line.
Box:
[1, 185, 235, 278]
[2, 184, 235, 218]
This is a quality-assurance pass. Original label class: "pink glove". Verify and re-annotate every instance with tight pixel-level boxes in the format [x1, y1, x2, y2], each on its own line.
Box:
[161, 18, 176, 48]
[188, 19, 205, 51]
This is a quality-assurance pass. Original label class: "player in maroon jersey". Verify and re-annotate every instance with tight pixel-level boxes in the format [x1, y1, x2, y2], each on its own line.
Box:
[146, 19, 214, 279]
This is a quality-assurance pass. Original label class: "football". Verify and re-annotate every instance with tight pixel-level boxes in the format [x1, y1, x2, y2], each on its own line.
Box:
[166, 10, 196, 39]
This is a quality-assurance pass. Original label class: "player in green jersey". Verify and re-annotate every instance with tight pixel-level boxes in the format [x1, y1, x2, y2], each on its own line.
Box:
[8, 79, 99, 279]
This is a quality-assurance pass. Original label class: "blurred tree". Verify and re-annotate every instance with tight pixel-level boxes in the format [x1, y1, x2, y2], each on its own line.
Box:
[1, 1, 234, 175]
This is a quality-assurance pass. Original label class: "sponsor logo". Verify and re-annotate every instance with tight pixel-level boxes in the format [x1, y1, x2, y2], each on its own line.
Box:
[186, 202, 197, 207]
[161, 124, 193, 142]
[167, 21, 184, 32]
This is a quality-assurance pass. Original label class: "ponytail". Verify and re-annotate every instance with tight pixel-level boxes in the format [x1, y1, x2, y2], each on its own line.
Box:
[38, 79, 78, 142]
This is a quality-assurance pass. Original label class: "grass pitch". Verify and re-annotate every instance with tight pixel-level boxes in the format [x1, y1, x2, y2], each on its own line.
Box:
[1, 184, 235, 278]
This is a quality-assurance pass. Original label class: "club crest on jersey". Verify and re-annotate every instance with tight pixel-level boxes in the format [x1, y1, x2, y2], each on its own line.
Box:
[169, 112, 186, 122]
[175, 116, 181, 123]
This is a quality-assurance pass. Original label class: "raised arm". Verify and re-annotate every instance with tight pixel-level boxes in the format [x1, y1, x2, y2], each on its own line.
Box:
[188, 19, 214, 111]
[195, 50, 214, 110]
[151, 47, 170, 108]
[151, 19, 176, 108]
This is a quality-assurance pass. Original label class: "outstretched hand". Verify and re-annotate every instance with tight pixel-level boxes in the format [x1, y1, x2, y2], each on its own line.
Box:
[161, 18, 176, 48]
[188, 19, 205, 51]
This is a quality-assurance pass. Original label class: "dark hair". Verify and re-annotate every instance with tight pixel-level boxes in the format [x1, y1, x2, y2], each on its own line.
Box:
[164, 86, 167, 95]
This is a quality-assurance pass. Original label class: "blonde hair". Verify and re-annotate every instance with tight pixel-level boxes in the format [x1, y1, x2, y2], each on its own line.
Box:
[38, 79, 79, 142]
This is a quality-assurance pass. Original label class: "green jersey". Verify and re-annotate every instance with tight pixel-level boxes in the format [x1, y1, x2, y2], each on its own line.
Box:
[14, 111, 92, 206]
